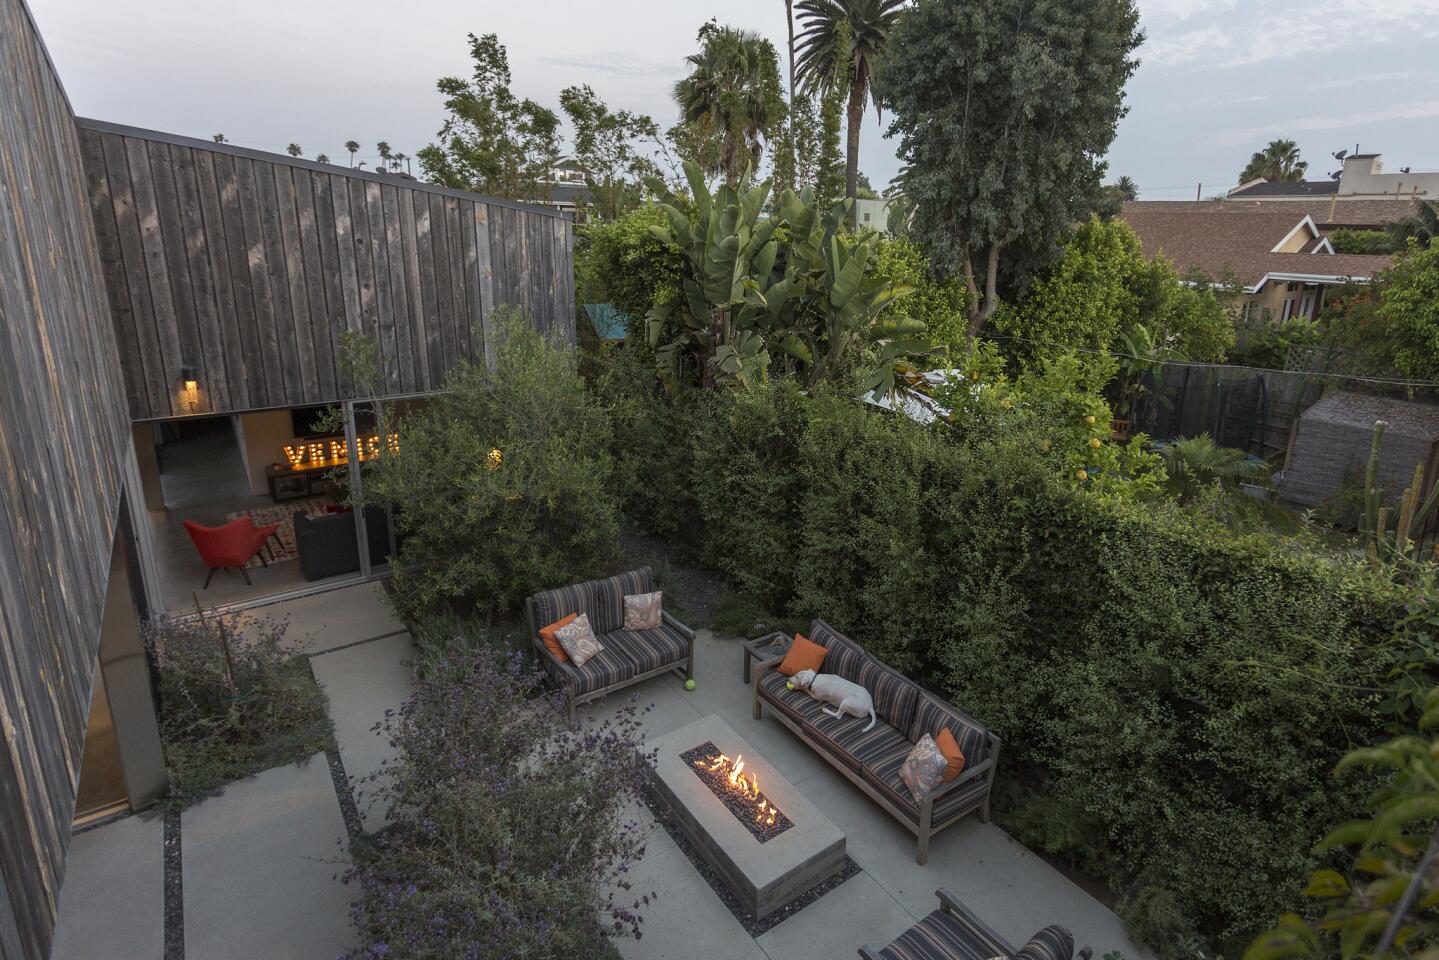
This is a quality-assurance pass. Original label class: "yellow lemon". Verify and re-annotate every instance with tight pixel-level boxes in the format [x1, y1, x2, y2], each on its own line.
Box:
[1075, 469, 1088, 481]
[1089, 437, 1102, 449]
[1084, 415, 1096, 426]
[1038, 439, 1052, 453]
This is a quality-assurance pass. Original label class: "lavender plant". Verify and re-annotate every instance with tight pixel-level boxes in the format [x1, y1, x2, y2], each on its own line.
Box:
[343, 644, 655, 959]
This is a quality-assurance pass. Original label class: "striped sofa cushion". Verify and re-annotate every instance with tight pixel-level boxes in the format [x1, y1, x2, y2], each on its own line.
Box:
[804, 620, 919, 731]
[567, 644, 638, 696]
[909, 694, 989, 768]
[877, 907, 1011, 960]
[603, 623, 688, 675]
[808, 618, 856, 652]
[588, 567, 653, 635]
[1014, 926, 1076, 960]
[758, 670, 828, 726]
[804, 711, 911, 774]
[863, 748, 991, 824]
[531, 581, 594, 638]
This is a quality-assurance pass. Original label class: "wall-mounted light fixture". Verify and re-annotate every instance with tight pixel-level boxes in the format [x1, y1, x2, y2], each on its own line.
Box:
[180, 366, 199, 411]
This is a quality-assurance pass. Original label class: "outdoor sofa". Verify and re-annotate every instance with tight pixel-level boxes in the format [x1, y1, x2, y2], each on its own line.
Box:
[860, 888, 1089, 960]
[753, 619, 999, 864]
[526, 567, 695, 724]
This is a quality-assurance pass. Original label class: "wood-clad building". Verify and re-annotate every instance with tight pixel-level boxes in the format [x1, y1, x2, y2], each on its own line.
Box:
[76, 120, 577, 422]
[0, 2, 167, 957]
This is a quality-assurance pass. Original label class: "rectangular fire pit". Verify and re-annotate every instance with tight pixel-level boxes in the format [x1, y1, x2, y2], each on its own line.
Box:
[648, 714, 846, 919]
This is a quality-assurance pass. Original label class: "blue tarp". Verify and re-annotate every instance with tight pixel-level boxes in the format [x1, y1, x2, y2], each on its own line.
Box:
[584, 303, 630, 342]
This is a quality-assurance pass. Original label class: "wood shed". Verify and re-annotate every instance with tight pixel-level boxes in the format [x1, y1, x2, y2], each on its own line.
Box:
[1279, 391, 1439, 507]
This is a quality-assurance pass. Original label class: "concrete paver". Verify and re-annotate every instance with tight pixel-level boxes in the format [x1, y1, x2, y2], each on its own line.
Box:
[50, 814, 164, 960]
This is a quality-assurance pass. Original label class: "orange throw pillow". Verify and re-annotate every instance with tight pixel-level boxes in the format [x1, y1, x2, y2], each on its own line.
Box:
[777, 633, 827, 676]
[935, 727, 966, 781]
[540, 613, 578, 662]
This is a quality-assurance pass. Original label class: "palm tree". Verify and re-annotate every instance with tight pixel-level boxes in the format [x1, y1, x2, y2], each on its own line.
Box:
[392, 152, 409, 175]
[1116, 176, 1139, 201]
[212, 133, 227, 143]
[286, 143, 302, 157]
[795, 0, 904, 223]
[1158, 435, 1267, 505]
[1389, 198, 1439, 249]
[345, 140, 360, 166]
[1238, 139, 1308, 184]
[673, 24, 785, 186]
[315, 154, 331, 164]
[377, 141, 392, 170]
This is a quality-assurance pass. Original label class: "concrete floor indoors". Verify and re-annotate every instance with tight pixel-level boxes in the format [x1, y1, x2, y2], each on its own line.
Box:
[147, 419, 363, 613]
[50, 585, 1146, 960]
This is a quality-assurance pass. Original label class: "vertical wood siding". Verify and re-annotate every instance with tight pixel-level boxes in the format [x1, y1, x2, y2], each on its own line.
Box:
[75, 121, 577, 421]
[0, 1, 142, 957]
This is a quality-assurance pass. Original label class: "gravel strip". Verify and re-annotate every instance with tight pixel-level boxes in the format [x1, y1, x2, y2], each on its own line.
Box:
[640, 788, 862, 937]
[325, 747, 363, 841]
[163, 810, 183, 960]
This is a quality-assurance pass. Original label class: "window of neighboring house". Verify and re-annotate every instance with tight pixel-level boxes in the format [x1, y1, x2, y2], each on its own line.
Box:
[863, 212, 871, 222]
[1299, 288, 1316, 320]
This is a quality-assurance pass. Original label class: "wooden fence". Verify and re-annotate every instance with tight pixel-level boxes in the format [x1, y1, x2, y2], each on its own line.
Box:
[77, 119, 576, 421]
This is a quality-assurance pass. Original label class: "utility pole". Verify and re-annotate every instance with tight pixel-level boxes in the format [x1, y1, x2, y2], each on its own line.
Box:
[1196, 182, 1202, 201]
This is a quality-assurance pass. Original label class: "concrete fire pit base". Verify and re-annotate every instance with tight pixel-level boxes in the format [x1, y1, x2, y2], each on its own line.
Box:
[648, 714, 846, 919]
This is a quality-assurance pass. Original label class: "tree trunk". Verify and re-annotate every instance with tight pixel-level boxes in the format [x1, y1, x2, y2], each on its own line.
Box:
[965, 244, 1003, 338]
[846, 77, 864, 229]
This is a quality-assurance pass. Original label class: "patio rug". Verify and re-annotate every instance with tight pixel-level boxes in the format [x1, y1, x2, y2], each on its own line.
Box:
[226, 497, 333, 568]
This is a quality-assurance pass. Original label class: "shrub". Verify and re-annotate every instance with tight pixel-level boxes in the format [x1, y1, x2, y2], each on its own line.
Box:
[868, 234, 971, 354]
[342, 645, 652, 960]
[145, 610, 332, 809]
[362, 310, 620, 619]
[1376, 241, 1439, 381]
[606, 373, 1407, 954]
[575, 204, 685, 325]
[1327, 227, 1399, 256]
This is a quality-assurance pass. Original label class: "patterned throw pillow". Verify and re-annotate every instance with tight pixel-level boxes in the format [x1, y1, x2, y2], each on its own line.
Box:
[622, 591, 663, 630]
[899, 734, 949, 802]
[555, 613, 604, 668]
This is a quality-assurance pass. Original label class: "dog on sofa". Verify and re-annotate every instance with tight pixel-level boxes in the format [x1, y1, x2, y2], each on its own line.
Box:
[790, 669, 877, 732]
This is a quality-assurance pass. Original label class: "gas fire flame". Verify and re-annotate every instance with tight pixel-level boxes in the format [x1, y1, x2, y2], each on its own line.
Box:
[696, 752, 778, 827]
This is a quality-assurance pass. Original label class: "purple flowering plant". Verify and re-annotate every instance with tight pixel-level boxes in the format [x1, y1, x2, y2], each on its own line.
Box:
[342, 642, 655, 959]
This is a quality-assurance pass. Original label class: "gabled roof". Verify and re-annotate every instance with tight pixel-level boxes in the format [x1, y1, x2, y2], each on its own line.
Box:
[1123, 198, 1416, 227]
[1119, 201, 1391, 290]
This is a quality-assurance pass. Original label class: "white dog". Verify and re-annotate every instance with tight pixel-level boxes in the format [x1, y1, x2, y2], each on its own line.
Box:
[790, 669, 876, 732]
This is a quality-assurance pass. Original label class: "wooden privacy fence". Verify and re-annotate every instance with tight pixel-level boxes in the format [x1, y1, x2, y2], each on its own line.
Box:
[77, 119, 576, 421]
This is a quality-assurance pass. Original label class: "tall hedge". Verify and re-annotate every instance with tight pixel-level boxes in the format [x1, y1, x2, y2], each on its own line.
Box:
[597, 368, 1403, 955]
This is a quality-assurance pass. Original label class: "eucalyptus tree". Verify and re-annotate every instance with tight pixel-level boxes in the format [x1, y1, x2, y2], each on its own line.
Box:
[878, 0, 1142, 336]
[672, 22, 786, 186]
[794, 0, 904, 223]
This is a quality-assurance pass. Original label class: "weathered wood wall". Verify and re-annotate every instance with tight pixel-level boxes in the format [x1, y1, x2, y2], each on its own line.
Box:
[76, 120, 577, 421]
[0, 2, 151, 957]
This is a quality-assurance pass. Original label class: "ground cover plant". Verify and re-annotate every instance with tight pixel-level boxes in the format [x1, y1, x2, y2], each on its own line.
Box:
[144, 609, 332, 810]
[342, 638, 653, 960]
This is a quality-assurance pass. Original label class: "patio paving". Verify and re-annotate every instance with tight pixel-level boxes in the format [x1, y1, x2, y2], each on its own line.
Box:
[583, 628, 1148, 960]
[50, 813, 164, 960]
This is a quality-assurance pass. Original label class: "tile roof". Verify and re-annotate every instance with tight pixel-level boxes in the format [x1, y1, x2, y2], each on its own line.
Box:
[1118, 201, 1391, 287]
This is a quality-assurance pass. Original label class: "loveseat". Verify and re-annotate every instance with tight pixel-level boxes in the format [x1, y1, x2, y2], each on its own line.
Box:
[526, 567, 695, 724]
[753, 619, 999, 864]
[860, 888, 1089, 960]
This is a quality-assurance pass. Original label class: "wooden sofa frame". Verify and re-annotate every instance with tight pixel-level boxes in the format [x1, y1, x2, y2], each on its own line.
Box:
[859, 888, 1093, 960]
[752, 627, 1000, 865]
[525, 603, 695, 725]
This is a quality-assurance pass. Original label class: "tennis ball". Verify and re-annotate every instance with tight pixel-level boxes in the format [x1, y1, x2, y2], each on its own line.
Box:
[684, 679, 696, 691]
[786, 681, 795, 691]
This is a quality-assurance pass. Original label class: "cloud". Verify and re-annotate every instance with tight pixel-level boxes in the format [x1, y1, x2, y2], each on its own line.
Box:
[532, 52, 679, 82]
[1217, 100, 1439, 146]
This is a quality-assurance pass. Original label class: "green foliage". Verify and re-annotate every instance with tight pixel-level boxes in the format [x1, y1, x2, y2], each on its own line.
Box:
[576, 205, 686, 325]
[644, 162, 926, 394]
[360, 310, 619, 619]
[992, 218, 1233, 382]
[1121, 885, 1204, 960]
[672, 22, 786, 186]
[1247, 594, 1439, 960]
[1238, 139, 1307, 184]
[815, 66, 845, 210]
[1329, 228, 1400, 256]
[417, 33, 561, 199]
[1158, 435, 1267, 505]
[1229, 317, 1323, 369]
[603, 373, 1405, 953]
[558, 85, 667, 221]
[1359, 421, 1439, 571]
[869, 235, 971, 353]
[878, 0, 1143, 329]
[1376, 241, 1439, 382]
[145, 610, 333, 811]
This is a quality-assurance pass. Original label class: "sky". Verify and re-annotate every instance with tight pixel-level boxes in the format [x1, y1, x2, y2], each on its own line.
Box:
[26, 0, 1439, 201]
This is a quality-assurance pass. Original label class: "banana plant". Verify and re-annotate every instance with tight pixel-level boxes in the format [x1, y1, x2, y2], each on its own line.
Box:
[643, 159, 927, 395]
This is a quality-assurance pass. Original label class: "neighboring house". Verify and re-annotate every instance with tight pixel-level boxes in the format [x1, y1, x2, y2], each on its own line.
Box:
[855, 196, 896, 232]
[1229, 150, 1439, 201]
[533, 155, 593, 216]
[1120, 200, 1397, 323]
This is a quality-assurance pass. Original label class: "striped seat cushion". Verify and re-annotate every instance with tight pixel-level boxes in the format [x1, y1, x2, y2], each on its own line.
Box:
[602, 623, 688, 674]
[758, 669, 828, 726]
[877, 907, 1011, 960]
[854, 658, 920, 732]
[908, 694, 990, 769]
[1014, 926, 1076, 960]
[531, 581, 594, 639]
[588, 568, 654, 635]
[863, 746, 991, 824]
[803, 710, 911, 775]
[567, 644, 638, 696]
[809, 618, 859, 653]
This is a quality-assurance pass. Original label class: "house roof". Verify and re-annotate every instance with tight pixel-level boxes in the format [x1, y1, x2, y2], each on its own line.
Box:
[1123, 198, 1416, 227]
[1228, 180, 1339, 198]
[1119, 201, 1391, 289]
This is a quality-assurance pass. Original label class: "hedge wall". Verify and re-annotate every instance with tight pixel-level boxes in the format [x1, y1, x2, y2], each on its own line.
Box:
[597, 365, 1404, 955]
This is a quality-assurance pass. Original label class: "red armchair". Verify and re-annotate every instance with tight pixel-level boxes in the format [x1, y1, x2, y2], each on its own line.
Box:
[183, 518, 282, 589]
